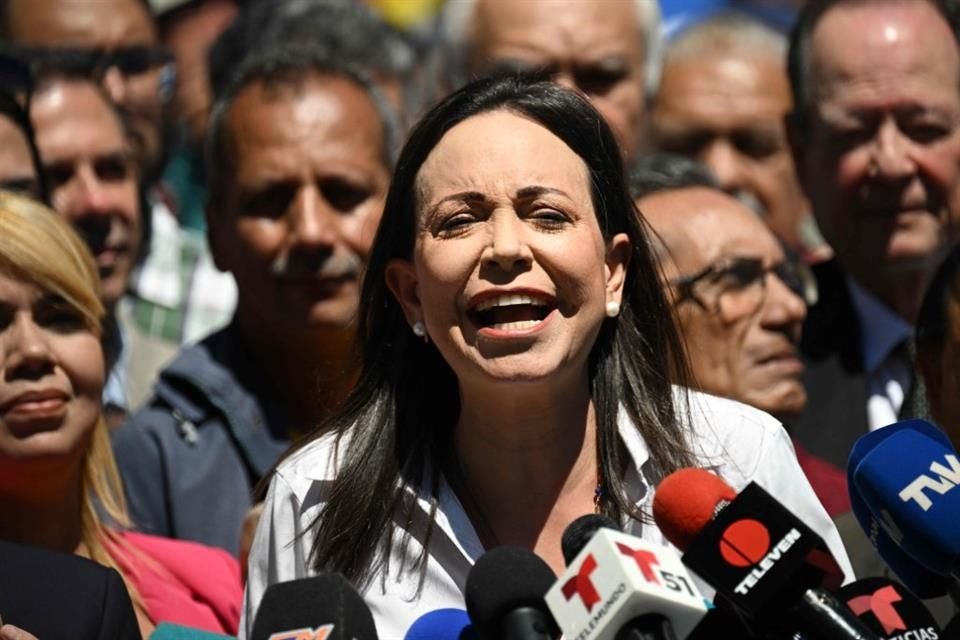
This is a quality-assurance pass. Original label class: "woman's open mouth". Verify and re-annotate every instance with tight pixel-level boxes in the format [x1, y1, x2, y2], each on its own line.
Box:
[469, 293, 556, 333]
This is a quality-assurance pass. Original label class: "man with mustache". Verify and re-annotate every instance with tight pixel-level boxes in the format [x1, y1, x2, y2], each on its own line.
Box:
[631, 155, 847, 514]
[112, 44, 396, 554]
[786, 0, 960, 492]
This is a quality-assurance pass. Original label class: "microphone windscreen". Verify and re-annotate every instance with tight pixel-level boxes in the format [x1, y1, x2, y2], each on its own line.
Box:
[250, 574, 378, 640]
[560, 513, 619, 565]
[837, 577, 942, 638]
[847, 422, 952, 599]
[851, 420, 960, 575]
[652, 467, 737, 551]
[404, 609, 477, 640]
[464, 546, 557, 637]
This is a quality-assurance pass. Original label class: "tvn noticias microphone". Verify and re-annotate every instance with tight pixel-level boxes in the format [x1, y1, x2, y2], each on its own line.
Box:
[250, 574, 379, 640]
[849, 419, 960, 586]
[464, 545, 560, 640]
[404, 609, 478, 640]
[652, 468, 878, 640]
[836, 577, 942, 639]
[544, 513, 709, 640]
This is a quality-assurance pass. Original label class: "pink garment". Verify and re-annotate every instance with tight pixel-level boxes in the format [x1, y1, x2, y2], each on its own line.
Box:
[106, 530, 242, 635]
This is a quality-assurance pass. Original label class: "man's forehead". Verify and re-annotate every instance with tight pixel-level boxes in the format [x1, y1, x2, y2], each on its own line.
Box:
[641, 187, 782, 263]
[471, 0, 641, 60]
[6, 0, 156, 47]
[808, 0, 959, 103]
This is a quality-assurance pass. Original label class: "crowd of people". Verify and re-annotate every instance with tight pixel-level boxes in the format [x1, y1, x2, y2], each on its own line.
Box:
[0, 0, 957, 637]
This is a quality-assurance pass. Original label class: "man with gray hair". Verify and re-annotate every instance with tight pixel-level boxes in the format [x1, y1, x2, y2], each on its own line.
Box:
[651, 12, 829, 263]
[112, 42, 398, 554]
[438, 0, 661, 160]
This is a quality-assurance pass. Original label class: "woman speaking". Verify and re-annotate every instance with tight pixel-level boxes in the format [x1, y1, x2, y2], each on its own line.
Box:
[243, 75, 850, 637]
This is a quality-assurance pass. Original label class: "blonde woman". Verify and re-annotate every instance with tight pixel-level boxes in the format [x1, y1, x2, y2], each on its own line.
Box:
[0, 192, 242, 637]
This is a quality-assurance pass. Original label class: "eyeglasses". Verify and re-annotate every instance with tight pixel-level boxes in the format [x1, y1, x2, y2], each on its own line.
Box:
[670, 255, 818, 321]
[7, 45, 176, 102]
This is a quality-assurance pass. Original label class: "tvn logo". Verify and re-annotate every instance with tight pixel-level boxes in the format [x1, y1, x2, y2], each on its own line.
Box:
[267, 625, 335, 640]
[717, 519, 801, 596]
[899, 454, 960, 511]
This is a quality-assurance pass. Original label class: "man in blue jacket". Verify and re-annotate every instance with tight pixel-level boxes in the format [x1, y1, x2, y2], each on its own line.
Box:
[112, 42, 397, 554]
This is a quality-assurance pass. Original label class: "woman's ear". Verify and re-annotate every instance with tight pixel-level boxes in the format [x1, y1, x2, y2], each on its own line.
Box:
[385, 258, 423, 326]
[605, 232, 631, 304]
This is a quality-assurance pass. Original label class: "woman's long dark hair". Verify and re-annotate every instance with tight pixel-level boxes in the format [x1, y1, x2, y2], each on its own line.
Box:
[299, 73, 696, 586]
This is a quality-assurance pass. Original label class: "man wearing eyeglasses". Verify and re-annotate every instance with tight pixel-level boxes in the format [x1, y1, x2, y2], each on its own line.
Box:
[630, 154, 847, 514]
[1, 0, 237, 370]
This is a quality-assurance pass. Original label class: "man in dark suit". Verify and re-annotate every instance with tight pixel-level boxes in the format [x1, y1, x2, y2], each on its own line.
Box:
[0, 540, 140, 639]
[786, 0, 960, 488]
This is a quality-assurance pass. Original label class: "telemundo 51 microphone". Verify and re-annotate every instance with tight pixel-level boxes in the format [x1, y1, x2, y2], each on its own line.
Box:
[250, 574, 379, 640]
[652, 468, 878, 640]
[544, 514, 709, 640]
[464, 546, 560, 640]
[847, 421, 954, 602]
[836, 577, 942, 640]
[849, 419, 960, 584]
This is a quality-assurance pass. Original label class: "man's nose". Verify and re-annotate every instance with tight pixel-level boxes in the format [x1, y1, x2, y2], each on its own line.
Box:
[288, 186, 340, 249]
[701, 138, 749, 193]
[761, 272, 808, 331]
[59, 164, 113, 221]
[871, 119, 916, 181]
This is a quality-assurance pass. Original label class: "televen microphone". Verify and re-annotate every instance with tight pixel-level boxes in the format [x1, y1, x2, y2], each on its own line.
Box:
[653, 467, 877, 640]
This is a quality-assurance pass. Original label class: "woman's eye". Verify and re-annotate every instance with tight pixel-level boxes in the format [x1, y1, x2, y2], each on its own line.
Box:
[530, 206, 569, 227]
[37, 305, 87, 332]
[437, 212, 476, 234]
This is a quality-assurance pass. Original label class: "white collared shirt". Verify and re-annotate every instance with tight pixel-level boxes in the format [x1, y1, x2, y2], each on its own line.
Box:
[846, 278, 914, 430]
[241, 388, 853, 639]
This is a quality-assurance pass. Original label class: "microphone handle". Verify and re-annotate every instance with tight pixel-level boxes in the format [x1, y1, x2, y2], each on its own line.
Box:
[783, 588, 880, 640]
[614, 614, 678, 640]
[500, 606, 557, 640]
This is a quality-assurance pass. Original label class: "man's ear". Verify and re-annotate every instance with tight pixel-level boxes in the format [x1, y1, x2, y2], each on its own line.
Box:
[385, 258, 423, 327]
[605, 232, 632, 305]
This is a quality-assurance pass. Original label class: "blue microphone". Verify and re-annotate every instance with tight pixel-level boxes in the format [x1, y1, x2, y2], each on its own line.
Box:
[847, 422, 953, 600]
[850, 419, 960, 580]
[404, 609, 478, 640]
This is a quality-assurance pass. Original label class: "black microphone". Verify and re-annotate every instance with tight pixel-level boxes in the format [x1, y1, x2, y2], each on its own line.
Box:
[653, 468, 878, 640]
[561, 513, 620, 564]
[836, 577, 942, 639]
[464, 546, 560, 640]
[250, 574, 379, 640]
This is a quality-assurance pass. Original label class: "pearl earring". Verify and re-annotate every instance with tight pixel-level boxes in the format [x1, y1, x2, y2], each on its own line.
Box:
[412, 321, 428, 343]
[605, 301, 621, 318]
